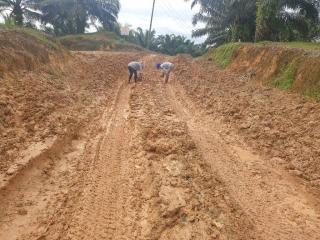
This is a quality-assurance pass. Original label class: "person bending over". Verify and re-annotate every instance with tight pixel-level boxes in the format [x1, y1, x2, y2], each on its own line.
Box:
[156, 62, 174, 84]
[128, 61, 144, 83]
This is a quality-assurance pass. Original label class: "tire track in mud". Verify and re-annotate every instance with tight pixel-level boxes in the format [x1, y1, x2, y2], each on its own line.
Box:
[49, 82, 135, 240]
[165, 80, 320, 240]
[7, 80, 137, 240]
[0, 118, 87, 240]
[128, 78, 255, 239]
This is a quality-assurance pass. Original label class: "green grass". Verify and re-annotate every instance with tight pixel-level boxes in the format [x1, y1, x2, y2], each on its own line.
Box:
[273, 60, 299, 90]
[59, 32, 144, 51]
[304, 91, 320, 102]
[0, 23, 14, 29]
[21, 28, 60, 50]
[258, 41, 320, 51]
[0, 25, 60, 50]
[206, 41, 319, 69]
[206, 42, 243, 68]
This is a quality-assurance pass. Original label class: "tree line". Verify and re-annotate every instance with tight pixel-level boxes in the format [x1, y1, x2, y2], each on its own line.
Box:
[1, 0, 319, 54]
[186, 0, 320, 45]
[0, 0, 206, 56]
[0, 0, 120, 35]
[126, 27, 206, 57]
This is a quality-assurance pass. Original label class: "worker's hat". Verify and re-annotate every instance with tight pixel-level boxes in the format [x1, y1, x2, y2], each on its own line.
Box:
[156, 63, 161, 69]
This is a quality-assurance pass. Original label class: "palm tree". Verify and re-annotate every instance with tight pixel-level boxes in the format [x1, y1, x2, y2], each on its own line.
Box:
[38, 0, 120, 35]
[256, 0, 319, 41]
[0, 0, 40, 25]
[186, 0, 256, 45]
[128, 27, 156, 48]
[155, 34, 195, 55]
[86, 0, 120, 31]
[39, 0, 86, 35]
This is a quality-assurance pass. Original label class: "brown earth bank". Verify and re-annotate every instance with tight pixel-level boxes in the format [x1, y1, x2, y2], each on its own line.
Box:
[228, 45, 320, 97]
[0, 51, 320, 240]
[0, 29, 67, 78]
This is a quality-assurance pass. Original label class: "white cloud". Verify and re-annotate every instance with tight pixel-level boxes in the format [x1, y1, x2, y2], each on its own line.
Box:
[119, 0, 205, 43]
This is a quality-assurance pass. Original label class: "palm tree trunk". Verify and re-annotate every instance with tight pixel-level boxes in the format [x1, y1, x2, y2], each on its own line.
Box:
[12, 1, 24, 26]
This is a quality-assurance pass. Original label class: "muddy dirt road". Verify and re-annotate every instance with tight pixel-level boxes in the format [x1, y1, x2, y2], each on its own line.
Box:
[1, 52, 320, 240]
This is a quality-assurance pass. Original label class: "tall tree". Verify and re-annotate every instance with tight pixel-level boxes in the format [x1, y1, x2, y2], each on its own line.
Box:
[127, 27, 156, 49]
[0, 0, 40, 25]
[188, 0, 319, 44]
[39, 0, 86, 35]
[38, 0, 120, 35]
[155, 34, 204, 56]
[186, 0, 256, 45]
[127, 29, 206, 57]
[86, 0, 120, 31]
[256, 0, 319, 41]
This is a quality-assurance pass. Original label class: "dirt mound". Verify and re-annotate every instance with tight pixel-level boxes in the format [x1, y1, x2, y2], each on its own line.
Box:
[228, 45, 320, 100]
[173, 55, 320, 188]
[0, 28, 67, 78]
[59, 32, 144, 52]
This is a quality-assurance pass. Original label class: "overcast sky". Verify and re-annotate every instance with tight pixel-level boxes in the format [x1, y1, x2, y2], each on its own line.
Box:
[118, 0, 204, 42]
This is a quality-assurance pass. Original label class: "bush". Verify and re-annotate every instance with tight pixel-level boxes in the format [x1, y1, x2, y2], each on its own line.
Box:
[207, 43, 243, 68]
[273, 60, 299, 89]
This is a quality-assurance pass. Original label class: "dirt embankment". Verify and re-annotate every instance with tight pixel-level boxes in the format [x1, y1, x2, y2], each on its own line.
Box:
[0, 31, 144, 181]
[173, 55, 320, 187]
[228, 45, 320, 99]
[0, 29, 67, 78]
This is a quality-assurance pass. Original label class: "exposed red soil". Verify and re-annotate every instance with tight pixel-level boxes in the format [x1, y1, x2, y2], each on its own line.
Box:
[0, 51, 143, 177]
[0, 51, 320, 240]
[0, 29, 67, 78]
[228, 45, 320, 95]
[174, 55, 320, 187]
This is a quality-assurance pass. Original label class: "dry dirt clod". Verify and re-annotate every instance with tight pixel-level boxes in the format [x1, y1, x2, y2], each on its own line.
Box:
[17, 209, 28, 216]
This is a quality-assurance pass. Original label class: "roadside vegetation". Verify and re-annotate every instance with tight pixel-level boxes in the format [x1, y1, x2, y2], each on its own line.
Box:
[126, 28, 206, 57]
[261, 42, 320, 51]
[207, 41, 320, 70]
[21, 28, 60, 49]
[0, 24, 60, 50]
[1, 0, 319, 57]
[305, 91, 320, 101]
[186, 0, 320, 45]
[273, 60, 299, 90]
[205, 43, 242, 68]
[0, 0, 120, 34]
[0, 0, 205, 56]
[208, 42, 320, 101]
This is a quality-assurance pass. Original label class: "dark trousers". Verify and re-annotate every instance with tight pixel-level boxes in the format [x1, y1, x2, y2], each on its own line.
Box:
[128, 66, 138, 83]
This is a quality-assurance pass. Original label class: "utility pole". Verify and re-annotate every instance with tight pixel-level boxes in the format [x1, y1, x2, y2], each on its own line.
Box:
[147, 0, 156, 49]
